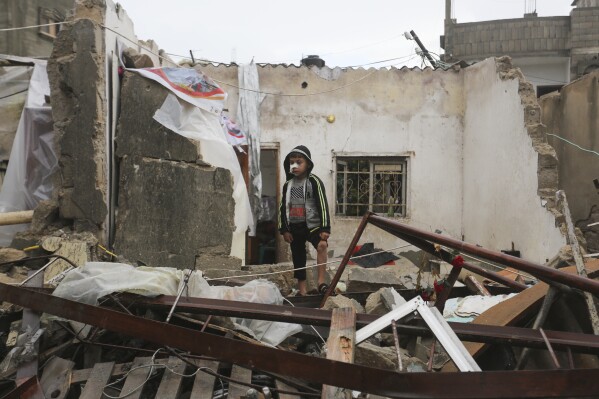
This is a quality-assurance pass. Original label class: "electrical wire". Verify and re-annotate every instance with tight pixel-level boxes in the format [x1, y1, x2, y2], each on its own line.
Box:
[0, 22, 67, 32]
[205, 244, 416, 281]
[546, 133, 599, 157]
[0, 89, 29, 101]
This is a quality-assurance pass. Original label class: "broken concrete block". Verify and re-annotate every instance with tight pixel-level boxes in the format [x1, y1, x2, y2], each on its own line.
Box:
[365, 287, 407, 315]
[322, 295, 365, 314]
[347, 266, 407, 292]
[30, 200, 60, 234]
[41, 236, 90, 281]
[0, 248, 26, 273]
[356, 341, 426, 372]
[195, 252, 242, 271]
[114, 156, 235, 270]
[116, 72, 201, 162]
[122, 48, 154, 68]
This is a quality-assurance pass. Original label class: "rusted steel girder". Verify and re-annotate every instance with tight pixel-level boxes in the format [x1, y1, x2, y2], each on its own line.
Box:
[368, 214, 599, 296]
[2, 284, 599, 398]
[321, 213, 526, 306]
[117, 294, 599, 355]
[385, 228, 528, 291]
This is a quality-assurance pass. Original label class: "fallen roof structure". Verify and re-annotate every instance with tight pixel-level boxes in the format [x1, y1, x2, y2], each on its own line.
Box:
[2, 282, 599, 398]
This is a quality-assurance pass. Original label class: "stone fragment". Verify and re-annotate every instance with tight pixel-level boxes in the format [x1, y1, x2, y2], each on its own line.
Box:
[41, 236, 89, 281]
[122, 48, 154, 68]
[116, 73, 201, 162]
[322, 295, 365, 314]
[0, 248, 26, 273]
[347, 266, 407, 292]
[365, 287, 407, 315]
[114, 157, 235, 270]
[30, 200, 60, 234]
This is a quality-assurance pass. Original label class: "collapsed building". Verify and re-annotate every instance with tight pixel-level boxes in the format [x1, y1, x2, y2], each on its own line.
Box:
[0, 0, 599, 398]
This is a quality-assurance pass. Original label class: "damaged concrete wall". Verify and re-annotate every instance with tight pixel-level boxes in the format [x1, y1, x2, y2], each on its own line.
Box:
[203, 64, 466, 259]
[462, 58, 566, 263]
[47, 1, 108, 235]
[540, 70, 599, 252]
[204, 59, 566, 264]
[114, 73, 236, 270]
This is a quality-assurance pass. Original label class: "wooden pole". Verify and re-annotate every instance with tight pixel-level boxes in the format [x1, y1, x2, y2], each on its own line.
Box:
[322, 307, 356, 399]
[0, 210, 33, 226]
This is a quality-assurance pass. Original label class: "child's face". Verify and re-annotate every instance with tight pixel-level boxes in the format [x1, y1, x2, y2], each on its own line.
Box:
[289, 154, 308, 177]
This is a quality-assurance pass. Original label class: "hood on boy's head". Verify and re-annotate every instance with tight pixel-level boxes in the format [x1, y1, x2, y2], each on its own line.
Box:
[284, 145, 314, 179]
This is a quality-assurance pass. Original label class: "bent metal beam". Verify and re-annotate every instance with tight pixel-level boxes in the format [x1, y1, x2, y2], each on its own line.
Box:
[1, 283, 599, 398]
[367, 214, 599, 296]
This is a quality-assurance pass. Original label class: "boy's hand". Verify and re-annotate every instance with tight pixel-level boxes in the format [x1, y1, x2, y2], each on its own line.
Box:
[320, 232, 330, 241]
[283, 232, 293, 243]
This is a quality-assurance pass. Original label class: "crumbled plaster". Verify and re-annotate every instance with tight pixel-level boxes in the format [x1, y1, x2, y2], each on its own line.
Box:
[496, 56, 566, 235]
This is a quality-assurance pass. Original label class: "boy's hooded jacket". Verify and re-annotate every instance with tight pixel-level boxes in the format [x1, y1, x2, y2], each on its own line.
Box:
[279, 145, 330, 234]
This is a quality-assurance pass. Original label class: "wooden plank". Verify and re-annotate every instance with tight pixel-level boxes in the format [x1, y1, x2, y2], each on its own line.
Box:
[155, 356, 186, 399]
[80, 362, 115, 399]
[322, 307, 356, 399]
[558, 190, 599, 334]
[228, 365, 252, 399]
[118, 357, 153, 399]
[189, 359, 220, 399]
[276, 379, 299, 399]
[71, 358, 169, 384]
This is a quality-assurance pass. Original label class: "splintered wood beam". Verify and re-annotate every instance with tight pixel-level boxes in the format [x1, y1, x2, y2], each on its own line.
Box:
[322, 307, 356, 399]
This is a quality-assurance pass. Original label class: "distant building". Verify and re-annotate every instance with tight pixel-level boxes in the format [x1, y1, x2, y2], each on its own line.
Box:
[0, 0, 74, 58]
[442, 0, 599, 96]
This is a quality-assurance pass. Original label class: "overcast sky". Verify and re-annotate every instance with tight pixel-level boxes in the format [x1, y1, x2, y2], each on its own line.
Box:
[115, 0, 574, 68]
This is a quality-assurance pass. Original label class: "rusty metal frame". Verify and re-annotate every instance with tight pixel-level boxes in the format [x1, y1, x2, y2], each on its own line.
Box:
[2, 283, 599, 398]
[114, 293, 599, 354]
[366, 213, 599, 295]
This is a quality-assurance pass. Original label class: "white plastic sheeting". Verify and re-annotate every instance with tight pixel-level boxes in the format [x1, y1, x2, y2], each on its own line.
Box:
[53, 262, 301, 346]
[443, 293, 517, 323]
[154, 94, 252, 260]
[0, 65, 33, 160]
[237, 63, 264, 236]
[0, 61, 57, 246]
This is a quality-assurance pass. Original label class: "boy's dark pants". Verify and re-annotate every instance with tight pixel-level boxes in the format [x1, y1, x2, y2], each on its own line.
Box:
[289, 223, 321, 281]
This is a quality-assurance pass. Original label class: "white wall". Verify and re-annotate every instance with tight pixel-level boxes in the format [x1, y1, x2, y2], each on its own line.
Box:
[462, 59, 566, 263]
[205, 65, 466, 258]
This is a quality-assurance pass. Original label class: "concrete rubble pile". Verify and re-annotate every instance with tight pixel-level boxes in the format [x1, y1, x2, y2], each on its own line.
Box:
[1, 214, 599, 398]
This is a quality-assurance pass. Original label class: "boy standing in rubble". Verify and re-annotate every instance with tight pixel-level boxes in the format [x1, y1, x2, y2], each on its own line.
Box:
[279, 145, 331, 296]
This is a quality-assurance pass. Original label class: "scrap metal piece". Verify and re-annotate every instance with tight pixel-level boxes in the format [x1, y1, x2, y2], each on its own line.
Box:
[355, 296, 481, 372]
[368, 213, 599, 295]
[3, 283, 599, 398]
[116, 293, 599, 355]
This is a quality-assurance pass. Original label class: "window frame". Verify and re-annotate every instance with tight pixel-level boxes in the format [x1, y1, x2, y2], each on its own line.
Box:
[334, 154, 409, 218]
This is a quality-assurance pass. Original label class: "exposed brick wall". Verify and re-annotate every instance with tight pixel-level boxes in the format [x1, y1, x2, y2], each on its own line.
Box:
[445, 17, 570, 61]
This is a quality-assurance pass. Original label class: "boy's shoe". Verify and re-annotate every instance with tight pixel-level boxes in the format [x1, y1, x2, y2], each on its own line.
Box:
[318, 283, 329, 295]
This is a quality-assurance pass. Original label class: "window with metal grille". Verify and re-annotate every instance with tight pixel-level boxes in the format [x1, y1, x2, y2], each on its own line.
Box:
[335, 157, 407, 217]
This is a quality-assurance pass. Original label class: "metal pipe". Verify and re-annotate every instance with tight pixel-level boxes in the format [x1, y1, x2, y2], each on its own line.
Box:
[540, 328, 561, 369]
[18, 258, 59, 287]
[165, 269, 192, 323]
[4, 283, 599, 398]
[368, 214, 599, 296]
[320, 212, 371, 307]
